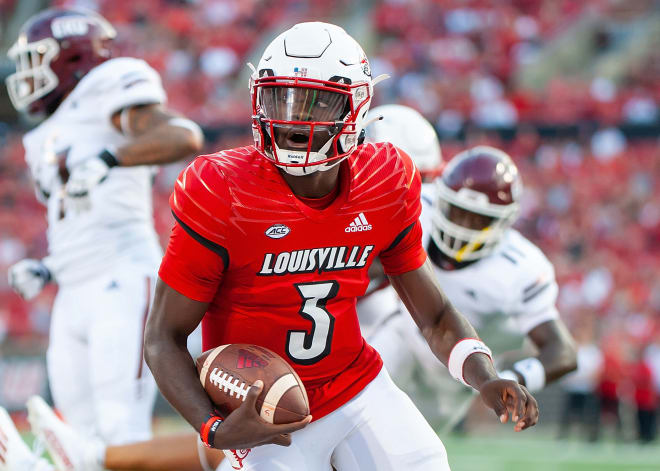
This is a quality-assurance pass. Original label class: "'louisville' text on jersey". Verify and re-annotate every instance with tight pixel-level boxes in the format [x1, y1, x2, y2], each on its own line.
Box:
[258, 245, 375, 276]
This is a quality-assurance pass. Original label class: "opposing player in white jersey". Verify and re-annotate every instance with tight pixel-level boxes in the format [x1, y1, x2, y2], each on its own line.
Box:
[357, 105, 443, 339]
[364, 144, 577, 428]
[0, 7, 203, 471]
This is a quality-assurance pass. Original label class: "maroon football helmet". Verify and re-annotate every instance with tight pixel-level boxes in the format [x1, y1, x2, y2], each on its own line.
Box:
[432, 146, 522, 262]
[6, 8, 116, 117]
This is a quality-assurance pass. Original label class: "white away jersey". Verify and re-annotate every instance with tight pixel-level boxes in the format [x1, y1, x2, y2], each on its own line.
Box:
[420, 184, 559, 353]
[22, 57, 166, 285]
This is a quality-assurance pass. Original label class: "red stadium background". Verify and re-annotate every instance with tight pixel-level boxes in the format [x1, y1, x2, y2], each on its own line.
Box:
[0, 0, 658, 467]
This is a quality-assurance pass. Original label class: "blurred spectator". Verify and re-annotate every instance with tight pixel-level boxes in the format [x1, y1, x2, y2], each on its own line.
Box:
[631, 347, 657, 443]
[646, 341, 660, 397]
[590, 127, 627, 162]
[594, 338, 625, 441]
[558, 319, 602, 441]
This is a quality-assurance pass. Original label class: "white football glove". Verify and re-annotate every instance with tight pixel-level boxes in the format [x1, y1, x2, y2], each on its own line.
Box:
[66, 150, 119, 202]
[8, 259, 52, 300]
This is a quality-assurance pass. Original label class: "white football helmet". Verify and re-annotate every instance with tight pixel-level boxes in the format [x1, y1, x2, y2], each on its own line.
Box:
[366, 104, 443, 181]
[250, 22, 376, 176]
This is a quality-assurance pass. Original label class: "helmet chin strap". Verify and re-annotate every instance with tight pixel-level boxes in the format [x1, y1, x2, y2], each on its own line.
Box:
[454, 226, 492, 262]
[272, 134, 338, 175]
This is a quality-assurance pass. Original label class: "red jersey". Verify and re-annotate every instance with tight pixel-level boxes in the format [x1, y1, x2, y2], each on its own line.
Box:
[159, 143, 425, 420]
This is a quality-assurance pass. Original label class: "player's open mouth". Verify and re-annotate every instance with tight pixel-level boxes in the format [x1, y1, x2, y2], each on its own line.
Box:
[285, 130, 310, 149]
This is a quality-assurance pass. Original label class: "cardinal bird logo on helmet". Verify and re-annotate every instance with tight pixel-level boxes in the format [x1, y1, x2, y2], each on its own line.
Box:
[360, 57, 371, 77]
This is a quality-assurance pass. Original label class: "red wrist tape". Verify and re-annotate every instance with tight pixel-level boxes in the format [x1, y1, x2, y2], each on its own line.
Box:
[200, 414, 223, 448]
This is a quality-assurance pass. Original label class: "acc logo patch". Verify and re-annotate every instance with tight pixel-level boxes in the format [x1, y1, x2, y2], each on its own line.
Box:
[265, 224, 290, 239]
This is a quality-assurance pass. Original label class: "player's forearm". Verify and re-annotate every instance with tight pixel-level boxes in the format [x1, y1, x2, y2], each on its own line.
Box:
[390, 260, 498, 389]
[144, 282, 216, 433]
[424, 302, 499, 389]
[536, 341, 577, 384]
[509, 319, 577, 388]
[144, 330, 214, 432]
[105, 434, 215, 471]
[116, 121, 203, 166]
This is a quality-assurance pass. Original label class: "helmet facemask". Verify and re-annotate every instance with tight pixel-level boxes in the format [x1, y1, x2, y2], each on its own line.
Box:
[432, 181, 519, 262]
[6, 37, 60, 112]
[252, 76, 371, 176]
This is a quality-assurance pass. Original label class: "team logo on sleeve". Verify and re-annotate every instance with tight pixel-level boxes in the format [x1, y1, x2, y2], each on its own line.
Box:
[345, 213, 372, 232]
[265, 224, 290, 239]
[258, 245, 375, 276]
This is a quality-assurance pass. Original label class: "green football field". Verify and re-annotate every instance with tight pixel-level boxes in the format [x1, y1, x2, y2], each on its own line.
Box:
[443, 432, 660, 471]
[22, 426, 660, 470]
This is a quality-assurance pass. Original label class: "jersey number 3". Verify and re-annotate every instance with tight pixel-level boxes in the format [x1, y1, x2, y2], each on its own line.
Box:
[286, 281, 338, 365]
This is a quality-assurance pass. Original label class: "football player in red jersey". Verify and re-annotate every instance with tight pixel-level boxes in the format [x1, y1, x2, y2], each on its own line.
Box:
[140, 22, 537, 470]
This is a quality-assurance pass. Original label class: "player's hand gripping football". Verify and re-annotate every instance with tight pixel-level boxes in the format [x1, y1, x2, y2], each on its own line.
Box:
[213, 380, 312, 450]
[8, 258, 51, 300]
[478, 379, 538, 431]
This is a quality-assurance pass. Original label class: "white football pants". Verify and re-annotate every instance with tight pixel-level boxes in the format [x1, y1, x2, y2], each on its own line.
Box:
[47, 262, 157, 445]
[218, 369, 450, 471]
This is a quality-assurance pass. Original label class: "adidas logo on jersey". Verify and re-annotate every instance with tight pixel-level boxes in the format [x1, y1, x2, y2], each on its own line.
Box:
[345, 213, 372, 233]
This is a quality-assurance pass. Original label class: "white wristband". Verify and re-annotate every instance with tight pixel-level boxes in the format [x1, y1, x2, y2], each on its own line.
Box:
[513, 357, 546, 392]
[448, 338, 492, 387]
[498, 369, 519, 382]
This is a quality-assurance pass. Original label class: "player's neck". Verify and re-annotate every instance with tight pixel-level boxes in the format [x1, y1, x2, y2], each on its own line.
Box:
[279, 165, 341, 199]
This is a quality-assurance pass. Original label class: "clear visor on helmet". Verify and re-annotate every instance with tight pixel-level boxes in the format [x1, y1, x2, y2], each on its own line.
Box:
[260, 86, 348, 122]
[259, 86, 349, 153]
[5, 37, 60, 111]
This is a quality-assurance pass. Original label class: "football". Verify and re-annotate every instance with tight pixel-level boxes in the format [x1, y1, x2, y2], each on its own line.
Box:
[196, 344, 310, 424]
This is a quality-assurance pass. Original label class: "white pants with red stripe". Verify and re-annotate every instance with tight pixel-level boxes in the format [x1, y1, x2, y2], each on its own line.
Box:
[218, 368, 450, 471]
[47, 261, 157, 445]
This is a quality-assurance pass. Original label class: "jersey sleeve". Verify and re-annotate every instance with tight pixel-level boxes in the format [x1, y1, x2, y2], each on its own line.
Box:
[380, 146, 426, 275]
[158, 221, 225, 302]
[510, 248, 560, 334]
[396, 146, 423, 229]
[101, 58, 166, 117]
[380, 220, 426, 275]
[169, 156, 233, 265]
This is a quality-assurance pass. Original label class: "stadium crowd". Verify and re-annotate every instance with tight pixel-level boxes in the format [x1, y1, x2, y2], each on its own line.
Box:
[0, 0, 658, 436]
